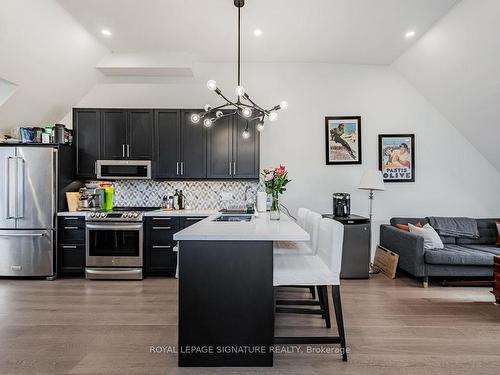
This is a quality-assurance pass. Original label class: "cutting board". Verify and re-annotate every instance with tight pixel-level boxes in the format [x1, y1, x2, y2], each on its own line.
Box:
[66, 192, 80, 212]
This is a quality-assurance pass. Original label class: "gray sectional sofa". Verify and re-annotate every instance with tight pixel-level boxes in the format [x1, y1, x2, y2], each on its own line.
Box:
[380, 217, 499, 287]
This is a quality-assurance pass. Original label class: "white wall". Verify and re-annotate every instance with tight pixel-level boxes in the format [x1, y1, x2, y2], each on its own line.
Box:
[0, 0, 108, 131]
[64, 62, 500, 254]
[393, 0, 500, 172]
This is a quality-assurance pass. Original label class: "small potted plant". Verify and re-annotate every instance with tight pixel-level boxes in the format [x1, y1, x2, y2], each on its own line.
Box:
[262, 165, 290, 220]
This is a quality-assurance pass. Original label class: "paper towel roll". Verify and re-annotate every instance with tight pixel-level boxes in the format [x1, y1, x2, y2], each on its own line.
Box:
[257, 192, 268, 212]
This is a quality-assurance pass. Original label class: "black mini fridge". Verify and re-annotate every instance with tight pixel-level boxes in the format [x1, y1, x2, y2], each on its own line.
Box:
[322, 214, 370, 279]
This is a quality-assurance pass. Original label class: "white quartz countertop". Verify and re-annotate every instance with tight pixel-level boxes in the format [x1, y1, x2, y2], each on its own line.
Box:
[143, 209, 217, 217]
[57, 209, 217, 217]
[173, 213, 310, 241]
[57, 211, 87, 217]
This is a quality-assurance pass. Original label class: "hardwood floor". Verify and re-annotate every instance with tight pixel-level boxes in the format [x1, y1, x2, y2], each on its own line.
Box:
[0, 274, 498, 375]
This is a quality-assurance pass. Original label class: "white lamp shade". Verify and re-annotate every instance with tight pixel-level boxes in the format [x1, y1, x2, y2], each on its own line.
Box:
[358, 170, 385, 191]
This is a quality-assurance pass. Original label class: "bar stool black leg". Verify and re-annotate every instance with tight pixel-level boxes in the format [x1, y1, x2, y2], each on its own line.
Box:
[332, 285, 347, 361]
[316, 286, 326, 320]
[319, 285, 331, 328]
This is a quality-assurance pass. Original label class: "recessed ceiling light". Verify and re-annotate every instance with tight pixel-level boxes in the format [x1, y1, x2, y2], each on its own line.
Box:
[253, 28, 262, 37]
[405, 30, 416, 38]
[101, 28, 112, 37]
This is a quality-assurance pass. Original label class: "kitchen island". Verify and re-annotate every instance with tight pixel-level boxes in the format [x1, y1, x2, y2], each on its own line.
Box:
[173, 213, 309, 367]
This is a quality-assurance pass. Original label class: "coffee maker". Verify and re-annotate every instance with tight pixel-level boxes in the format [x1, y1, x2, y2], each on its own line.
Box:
[333, 193, 351, 217]
[78, 187, 105, 211]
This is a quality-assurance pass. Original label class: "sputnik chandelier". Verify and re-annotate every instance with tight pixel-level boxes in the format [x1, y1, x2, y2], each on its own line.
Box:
[190, 0, 288, 138]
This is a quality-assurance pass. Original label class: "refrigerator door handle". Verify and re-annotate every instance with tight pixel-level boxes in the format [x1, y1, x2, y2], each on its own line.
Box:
[16, 157, 25, 219]
[6, 157, 16, 219]
[0, 233, 45, 237]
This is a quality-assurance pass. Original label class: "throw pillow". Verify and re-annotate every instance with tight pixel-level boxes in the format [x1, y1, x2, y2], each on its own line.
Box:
[395, 222, 422, 231]
[409, 223, 444, 250]
[496, 222, 500, 245]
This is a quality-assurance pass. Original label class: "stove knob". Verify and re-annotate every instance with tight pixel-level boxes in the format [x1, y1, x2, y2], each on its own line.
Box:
[100, 213, 106, 218]
[132, 212, 139, 218]
[123, 213, 129, 218]
[90, 213, 96, 218]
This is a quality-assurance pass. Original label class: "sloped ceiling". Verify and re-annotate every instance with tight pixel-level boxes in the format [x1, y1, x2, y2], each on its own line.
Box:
[393, 0, 500, 171]
[0, 0, 108, 132]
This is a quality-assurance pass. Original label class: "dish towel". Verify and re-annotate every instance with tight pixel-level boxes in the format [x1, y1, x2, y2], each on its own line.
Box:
[427, 217, 479, 239]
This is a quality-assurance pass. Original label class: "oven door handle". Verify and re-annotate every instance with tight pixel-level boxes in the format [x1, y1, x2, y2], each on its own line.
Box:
[86, 223, 143, 231]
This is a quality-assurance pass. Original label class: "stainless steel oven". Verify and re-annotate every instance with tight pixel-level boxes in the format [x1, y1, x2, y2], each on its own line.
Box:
[85, 211, 144, 280]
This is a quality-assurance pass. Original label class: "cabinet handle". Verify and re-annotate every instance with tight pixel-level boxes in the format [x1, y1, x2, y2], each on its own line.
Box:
[152, 245, 172, 249]
[153, 217, 171, 221]
[122, 144, 125, 158]
[152, 226, 172, 230]
[64, 226, 79, 230]
[185, 217, 203, 221]
[64, 217, 80, 220]
[62, 245, 77, 249]
[127, 144, 130, 158]
[229, 162, 232, 175]
[176, 162, 179, 175]
[180, 162, 184, 175]
[233, 161, 236, 175]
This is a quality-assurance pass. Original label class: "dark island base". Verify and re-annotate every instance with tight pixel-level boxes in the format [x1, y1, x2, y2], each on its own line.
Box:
[178, 240, 274, 367]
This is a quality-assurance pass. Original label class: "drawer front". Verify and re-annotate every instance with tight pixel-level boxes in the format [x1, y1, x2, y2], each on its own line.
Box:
[148, 245, 177, 276]
[181, 216, 207, 229]
[148, 217, 180, 228]
[59, 226, 85, 244]
[59, 216, 85, 228]
[59, 244, 85, 273]
[150, 226, 177, 243]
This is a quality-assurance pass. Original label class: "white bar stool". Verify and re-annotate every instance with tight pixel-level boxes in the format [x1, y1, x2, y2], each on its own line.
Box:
[273, 218, 347, 361]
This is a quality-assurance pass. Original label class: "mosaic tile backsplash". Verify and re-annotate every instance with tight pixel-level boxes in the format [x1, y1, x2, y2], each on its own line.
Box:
[112, 180, 260, 209]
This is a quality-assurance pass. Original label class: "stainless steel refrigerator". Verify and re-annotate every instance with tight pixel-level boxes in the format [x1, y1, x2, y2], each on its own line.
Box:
[0, 145, 75, 277]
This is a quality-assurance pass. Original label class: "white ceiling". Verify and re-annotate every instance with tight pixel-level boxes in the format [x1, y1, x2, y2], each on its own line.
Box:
[57, 0, 458, 64]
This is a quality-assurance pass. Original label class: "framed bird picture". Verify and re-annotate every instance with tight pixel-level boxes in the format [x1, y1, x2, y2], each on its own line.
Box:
[325, 116, 362, 165]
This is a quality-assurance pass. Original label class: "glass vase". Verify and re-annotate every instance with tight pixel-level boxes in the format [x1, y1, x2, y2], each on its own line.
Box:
[270, 191, 280, 220]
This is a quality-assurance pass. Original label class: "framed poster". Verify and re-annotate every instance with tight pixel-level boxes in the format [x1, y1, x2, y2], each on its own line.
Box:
[378, 134, 415, 182]
[325, 116, 362, 165]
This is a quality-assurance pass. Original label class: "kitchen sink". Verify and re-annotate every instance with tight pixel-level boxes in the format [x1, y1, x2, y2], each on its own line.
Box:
[212, 215, 253, 222]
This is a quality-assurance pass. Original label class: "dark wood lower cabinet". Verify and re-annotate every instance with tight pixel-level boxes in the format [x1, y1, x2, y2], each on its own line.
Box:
[58, 217, 86, 276]
[144, 216, 208, 277]
[57, 215, 209, 278]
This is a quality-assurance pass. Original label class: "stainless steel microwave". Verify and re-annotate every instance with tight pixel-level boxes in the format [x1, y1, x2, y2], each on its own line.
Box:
[96, 160, 152, 180]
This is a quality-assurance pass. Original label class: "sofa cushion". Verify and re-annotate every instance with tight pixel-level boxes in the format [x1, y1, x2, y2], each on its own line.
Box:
[390, 218, 456, 244]
[395, 222, 422, 231]
[424, 244, 496, 266]
[409, 223, 444, 250]
[455, 219, 499, 245]
[496, 222, 500, 245]
[390, 217, 428, 226]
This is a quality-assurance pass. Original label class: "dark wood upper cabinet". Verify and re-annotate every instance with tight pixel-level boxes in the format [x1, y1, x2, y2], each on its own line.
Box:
[74, 108, 258, 180]
[207, 115, 260, 179]
[155, 110, 180, 178]
[207, 115, 233, 179]
[73, 109, 100, 178]
[128, 110, 154, 159]
[180, 110, 206, 179]
[101, 110, 127, 159]
[233, 117, 260, 179]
